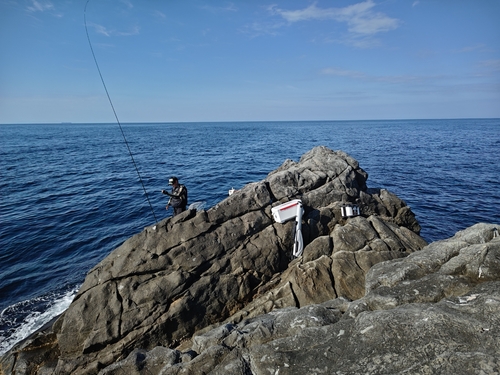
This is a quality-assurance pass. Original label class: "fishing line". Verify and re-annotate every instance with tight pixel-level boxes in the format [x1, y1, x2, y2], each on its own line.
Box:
[84, 0, 158, 224]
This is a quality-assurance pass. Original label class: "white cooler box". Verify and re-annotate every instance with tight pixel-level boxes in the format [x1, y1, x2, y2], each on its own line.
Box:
[271, 199, 303, 223]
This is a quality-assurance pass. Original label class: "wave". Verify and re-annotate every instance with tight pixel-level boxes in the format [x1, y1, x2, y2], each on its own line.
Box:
[0, 286, 79, 355]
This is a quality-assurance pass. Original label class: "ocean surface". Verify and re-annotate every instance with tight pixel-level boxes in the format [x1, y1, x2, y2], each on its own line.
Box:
[1, 119, 499, 354]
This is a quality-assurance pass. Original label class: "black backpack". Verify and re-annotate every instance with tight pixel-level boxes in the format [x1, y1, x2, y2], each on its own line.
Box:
[180, 184, 188, 206]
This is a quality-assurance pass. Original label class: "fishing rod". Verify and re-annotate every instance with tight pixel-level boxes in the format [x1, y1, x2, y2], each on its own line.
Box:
[84, 0, 158, 224]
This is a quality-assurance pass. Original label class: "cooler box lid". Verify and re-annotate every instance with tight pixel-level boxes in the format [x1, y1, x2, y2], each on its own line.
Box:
[271, 199, 302, 223]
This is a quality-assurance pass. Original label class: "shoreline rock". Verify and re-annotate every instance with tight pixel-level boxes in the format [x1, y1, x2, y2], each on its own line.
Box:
[4, 146, 492, 375]
[154, 223, 498, 375]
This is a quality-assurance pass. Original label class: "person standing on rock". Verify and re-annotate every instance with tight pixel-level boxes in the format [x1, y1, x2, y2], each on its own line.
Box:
[162, 176, 187, 216]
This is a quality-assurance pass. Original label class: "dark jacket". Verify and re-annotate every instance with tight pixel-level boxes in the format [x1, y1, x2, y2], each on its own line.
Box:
[166, 184, 187, 209]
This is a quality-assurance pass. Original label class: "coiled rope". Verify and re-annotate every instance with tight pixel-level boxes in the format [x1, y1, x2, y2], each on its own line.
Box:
[84, 0, 158, 224]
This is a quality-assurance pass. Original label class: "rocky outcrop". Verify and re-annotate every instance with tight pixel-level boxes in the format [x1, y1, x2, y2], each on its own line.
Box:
[1, 146, 428, 375]
[115, 223, 496, 375]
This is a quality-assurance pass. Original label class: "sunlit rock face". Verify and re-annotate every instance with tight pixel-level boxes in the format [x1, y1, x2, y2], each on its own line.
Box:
[2, 146, 436, 375]
[161, 223, 498, 375]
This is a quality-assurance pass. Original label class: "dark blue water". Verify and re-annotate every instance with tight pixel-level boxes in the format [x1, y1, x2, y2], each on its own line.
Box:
[1, 119, 499, 353]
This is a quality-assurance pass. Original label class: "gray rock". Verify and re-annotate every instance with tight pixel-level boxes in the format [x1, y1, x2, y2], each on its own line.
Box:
[147, 224, 500, 375]
[0, 147, 427, 375]
[97, 347, 180, 375]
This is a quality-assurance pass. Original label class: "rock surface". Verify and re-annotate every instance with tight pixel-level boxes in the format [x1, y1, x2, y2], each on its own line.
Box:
[1, 146, 445, 374]
[139, 223, 497, 375]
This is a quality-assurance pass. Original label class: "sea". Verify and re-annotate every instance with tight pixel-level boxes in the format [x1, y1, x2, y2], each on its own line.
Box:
[1, 119, 499, 354]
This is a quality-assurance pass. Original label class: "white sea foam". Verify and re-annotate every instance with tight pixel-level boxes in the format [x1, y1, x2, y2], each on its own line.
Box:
[0, 286, 79, 355]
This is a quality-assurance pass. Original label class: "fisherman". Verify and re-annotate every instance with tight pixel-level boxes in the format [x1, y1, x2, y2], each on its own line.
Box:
[161, 176, 187, 216]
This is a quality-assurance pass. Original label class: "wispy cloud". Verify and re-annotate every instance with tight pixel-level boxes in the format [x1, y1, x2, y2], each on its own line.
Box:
[322, 33, 383, 49]
[269, 1, 400, 36]
[454, 44, 493, 54]
[321, 67, 366, 79]
[412, 1, 420, 7]
[242, 20, 286, 37]
[322, 60, 500, 98]
[116, 26, 140, 36]
[321, 66, 423, 84]
[223, 3, 238, 12]
[120, 0, 133, 9]
[252, 1, 401, 47]
[479, 59, 500, 72]
[201, 3, 238, 13]
[90, 23, 111, 37]
[26, 0, 54, 12]
[154, 10, 167, 19]
[88, 23, 140, 37]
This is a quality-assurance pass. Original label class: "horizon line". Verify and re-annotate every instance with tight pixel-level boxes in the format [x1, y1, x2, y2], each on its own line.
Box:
[1, 117, 499, 126]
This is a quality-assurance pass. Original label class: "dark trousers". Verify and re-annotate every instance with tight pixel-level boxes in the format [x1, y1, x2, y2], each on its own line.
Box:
[173, 206, 185, 216]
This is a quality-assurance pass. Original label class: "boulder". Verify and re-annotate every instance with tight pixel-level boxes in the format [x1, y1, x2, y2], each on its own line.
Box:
[0, 146, 427, 375]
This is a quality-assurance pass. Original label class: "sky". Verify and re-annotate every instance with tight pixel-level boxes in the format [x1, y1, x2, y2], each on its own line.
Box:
[0, 0, 499, 123]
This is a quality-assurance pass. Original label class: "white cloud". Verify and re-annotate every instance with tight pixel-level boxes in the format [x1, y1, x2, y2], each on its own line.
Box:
[412, 1, 420, 7]
[27, 0, 53, 12]
[269, 1, 400, 36]
[26, 0, 63, 17]
[116, 26, 140, 36]
[89, 23, 111, 37]
[88, 23, 139, 37]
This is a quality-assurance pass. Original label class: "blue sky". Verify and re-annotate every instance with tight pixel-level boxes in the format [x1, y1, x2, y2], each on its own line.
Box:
[0, 0, 499, 123]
